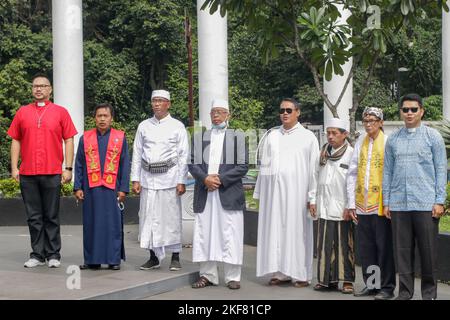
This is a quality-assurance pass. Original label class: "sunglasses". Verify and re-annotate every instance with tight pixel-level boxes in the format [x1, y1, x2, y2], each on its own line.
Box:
[279, 108, 294, 114]
[401, 107, 419, 113]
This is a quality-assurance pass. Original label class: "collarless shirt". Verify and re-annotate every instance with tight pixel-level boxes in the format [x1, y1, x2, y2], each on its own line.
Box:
[382, 124, 447, 211]
[130, 114, 189, 189]
[7, 101, 77, 175]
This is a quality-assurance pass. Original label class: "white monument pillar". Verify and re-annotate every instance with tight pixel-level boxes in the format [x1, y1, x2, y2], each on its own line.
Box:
[443, 8, 450, 120]
[197, 0, 228, 129]
[52, 0, 84, 147]
[323, 6, 352, 128]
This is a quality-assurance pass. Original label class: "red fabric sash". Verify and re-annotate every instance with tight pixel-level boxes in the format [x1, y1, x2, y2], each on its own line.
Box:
[84, 128, 124, 190]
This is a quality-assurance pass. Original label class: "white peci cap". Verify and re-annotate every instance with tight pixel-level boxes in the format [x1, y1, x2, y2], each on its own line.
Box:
[151, 89, 170, 101]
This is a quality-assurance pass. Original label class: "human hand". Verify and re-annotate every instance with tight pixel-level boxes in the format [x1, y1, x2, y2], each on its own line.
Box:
[204, 175, 221, 191]
[11, 168, 19, 182]
[117, 191, 126, 203]
[74, 190, 84, 201]
[348, 209, 358, 224]
[309, 203, 317, 218]
[432, 204, 445, 218]
[61, 170, 72, 184]
[383, 206, 391, 219]
[132, 181, 141, 194]
[176, 184, 186, 196]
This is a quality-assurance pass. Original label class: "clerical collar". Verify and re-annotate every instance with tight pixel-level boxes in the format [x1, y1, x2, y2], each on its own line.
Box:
[281, 122, 300, 135]
[35, 100, 49, 108]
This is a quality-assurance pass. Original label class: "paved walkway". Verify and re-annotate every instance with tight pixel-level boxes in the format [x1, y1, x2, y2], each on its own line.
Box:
[0, 225, 449, 300]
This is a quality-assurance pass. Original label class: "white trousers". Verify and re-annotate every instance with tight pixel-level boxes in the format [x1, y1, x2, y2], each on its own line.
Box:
[200, 261, 241, 285]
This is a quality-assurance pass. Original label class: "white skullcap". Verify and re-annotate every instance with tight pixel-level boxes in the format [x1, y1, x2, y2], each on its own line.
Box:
[325, 118, 349, 132]
[211, 98, 229, 110]
[151, 89, 170, 101]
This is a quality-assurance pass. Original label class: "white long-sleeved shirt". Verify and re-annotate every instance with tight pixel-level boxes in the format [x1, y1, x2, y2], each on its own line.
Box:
[346, 132, 388, 215]
[130, 114, 189, 190]
[316, 144, 354, 221]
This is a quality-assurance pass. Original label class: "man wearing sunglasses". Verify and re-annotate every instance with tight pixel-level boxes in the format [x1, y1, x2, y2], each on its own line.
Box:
[254, 98, 319, 288]
[383, 93, 446, 300]
[346, 106, 396, 300]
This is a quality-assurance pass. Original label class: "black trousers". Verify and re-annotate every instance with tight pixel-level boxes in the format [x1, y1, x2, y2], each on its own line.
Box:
[20, 175, 62, 261]
[357, 214, 396, 293]
[391, 211, 439, 300]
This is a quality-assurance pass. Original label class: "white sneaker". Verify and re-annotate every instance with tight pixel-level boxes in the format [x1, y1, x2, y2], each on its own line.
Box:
[47, 259, 61, 268]
[24, 258, 45, 268]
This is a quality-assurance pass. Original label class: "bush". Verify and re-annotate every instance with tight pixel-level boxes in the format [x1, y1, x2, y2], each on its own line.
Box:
[0, 178, 20, 198]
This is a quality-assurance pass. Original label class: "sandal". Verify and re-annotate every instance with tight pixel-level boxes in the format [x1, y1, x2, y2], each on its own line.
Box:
[341, 283, 354, 294]
[192, 276, 214, 289]
[293, 281, 309, 288]
[268, 278, 291, 286]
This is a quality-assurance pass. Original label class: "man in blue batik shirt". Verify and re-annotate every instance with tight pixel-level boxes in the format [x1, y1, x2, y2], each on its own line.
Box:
[383, 93, 446, 300]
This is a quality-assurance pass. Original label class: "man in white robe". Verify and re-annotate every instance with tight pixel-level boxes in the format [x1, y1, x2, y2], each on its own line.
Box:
[254, 98, 319, 288]
[189, 99, 248, 290]
[131, 89, 189, 271]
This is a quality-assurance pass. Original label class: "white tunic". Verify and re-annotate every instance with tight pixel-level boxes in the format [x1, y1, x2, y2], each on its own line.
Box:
[316, 144, 354, 221]
[193, 129, 244, 265]
[254, 123, 319, 281]
[131, 114, 189, 254]
[130, 114, 189, 189]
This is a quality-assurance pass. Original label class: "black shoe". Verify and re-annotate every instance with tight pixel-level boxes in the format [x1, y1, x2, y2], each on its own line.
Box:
[374, 291, 395, 300]
[140, 257, 160, 270]
[169, 253, 181, 271]
[395, 295, 412, 300]
[354, 287, 379, 297]
[79, 264, 101, 270]
[108, 264, 120, 270]
[313, 283, 338, 292]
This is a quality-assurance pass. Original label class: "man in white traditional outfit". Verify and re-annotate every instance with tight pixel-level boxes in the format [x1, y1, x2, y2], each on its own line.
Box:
[312, 118, 355, 294]
[131, 89, 189, 271]
[254, 98, 319, 288]
[188, 99, 248, 290]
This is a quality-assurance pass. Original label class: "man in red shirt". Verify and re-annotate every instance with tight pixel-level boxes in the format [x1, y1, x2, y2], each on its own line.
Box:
[7, 73, 78, 268]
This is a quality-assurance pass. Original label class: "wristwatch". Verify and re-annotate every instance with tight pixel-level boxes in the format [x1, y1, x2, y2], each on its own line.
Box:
[65, 167, 73, 171]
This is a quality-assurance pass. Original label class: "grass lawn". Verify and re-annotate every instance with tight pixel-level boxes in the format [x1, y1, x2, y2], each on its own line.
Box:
[440, 215, 450, 233]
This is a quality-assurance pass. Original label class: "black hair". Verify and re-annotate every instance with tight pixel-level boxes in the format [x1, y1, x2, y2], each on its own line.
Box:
[281, 98, 300, 110]
[399, 93, 423, 108]
[94, 103, 115, 118]
[31, 72, 52, 84]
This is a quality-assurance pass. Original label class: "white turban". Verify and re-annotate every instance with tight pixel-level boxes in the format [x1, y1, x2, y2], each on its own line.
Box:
[211, 99, 229, 110]
[151, 89, 170, 101]
[325, 117, 349, 132]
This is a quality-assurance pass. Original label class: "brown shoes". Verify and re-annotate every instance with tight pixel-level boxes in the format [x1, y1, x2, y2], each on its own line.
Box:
[227, 281, 241, 290]
[192, 276, 214, 289]
[268, 278, 291, 286]
[293, 281, 310, 288]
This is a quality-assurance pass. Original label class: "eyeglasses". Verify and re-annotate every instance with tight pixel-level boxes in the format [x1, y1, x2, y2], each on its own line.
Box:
[151, 98, 169, 104]
[279, 108, 294, 114]
[362, 119, 379, 125]
[210, 110, 228, 115]
[401, 107, 419, 113]
[32, 84, 51, 89]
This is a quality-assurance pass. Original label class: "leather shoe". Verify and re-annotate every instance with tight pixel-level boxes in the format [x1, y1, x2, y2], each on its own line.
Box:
[374, 291, 394, 300]
[79, 264, 101, 270]
[313, 283, 338, 291]
[354, 287, 379, 297]
[108, 264, 120, 270]
[227, 281, 241, 290]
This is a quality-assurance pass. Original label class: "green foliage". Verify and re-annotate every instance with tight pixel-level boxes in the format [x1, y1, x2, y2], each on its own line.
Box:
[84, 41, 143, 123]
[228, 87, 264, 130]
[60, 182, 74, 197]
[0, 114, 12, 177]
[0, 178, 20, 198]
[0, 59, 30, 117]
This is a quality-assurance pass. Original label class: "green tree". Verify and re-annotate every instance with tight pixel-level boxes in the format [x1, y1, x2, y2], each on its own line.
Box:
[201, 0, 449, 136]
